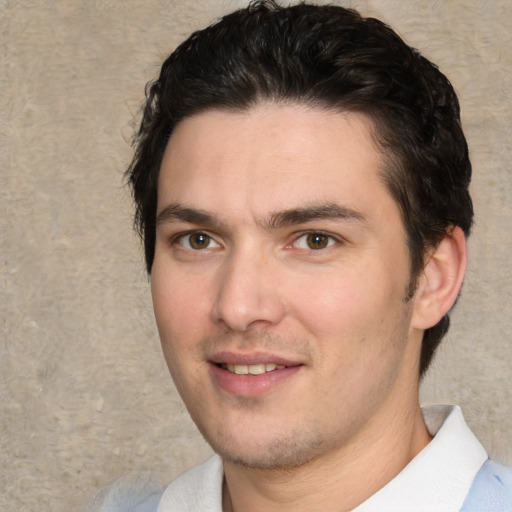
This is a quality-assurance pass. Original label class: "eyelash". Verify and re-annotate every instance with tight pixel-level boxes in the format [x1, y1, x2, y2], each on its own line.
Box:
[174, 231, 221, 250]
[172, 230, 340, 252]
[291, 231, 339, 251]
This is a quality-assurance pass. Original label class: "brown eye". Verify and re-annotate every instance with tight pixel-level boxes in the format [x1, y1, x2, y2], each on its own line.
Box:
[179, 232, 219, 250]
[294, 232, 335, 250]
[189, 233, 210, 249]
[306, 233, 330, 249]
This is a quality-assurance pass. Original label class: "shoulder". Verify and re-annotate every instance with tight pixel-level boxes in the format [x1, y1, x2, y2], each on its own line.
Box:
[157, 455, 223, 512]
[82, 472, 165, 512]
[461, 459, 512, 512]
[83, 456, 223, 512]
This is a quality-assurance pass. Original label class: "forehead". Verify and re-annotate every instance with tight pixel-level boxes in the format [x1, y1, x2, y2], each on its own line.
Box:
[158, 103, 394, 221]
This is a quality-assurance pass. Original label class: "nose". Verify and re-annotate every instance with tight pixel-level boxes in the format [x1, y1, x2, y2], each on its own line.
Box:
[211, 250, 286, 332]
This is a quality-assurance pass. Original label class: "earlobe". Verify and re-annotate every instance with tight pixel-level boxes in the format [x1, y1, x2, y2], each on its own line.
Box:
[411, 226, 467, 330]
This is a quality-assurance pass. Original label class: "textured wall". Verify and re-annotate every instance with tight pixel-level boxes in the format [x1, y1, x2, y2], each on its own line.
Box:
[1, 1, 510, 510]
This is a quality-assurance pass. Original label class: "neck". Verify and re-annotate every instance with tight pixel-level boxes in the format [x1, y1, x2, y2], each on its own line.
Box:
[222, 401, 431, 512]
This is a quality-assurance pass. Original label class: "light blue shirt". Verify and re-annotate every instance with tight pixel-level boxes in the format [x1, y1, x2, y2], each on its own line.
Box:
[87, 405, 512, 511]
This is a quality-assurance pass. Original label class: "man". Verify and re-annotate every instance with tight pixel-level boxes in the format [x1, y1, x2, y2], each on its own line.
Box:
[97, 1, 512, 510]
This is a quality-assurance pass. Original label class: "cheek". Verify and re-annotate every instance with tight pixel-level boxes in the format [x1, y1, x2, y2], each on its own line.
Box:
[289, 270, 373, 336]
[289, 264, 408, 358]
[151, 266, 213, 352]
[151, 271, 212, 399]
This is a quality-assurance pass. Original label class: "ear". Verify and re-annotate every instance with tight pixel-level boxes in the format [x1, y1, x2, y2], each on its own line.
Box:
[411, 226, 467, 330]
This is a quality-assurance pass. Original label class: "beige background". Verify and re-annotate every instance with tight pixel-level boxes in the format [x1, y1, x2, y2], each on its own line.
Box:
[1, 1, 511, 510]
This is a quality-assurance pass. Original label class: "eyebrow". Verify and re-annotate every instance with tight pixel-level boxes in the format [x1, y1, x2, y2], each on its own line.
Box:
[156, 202, 366, 230]
[156, 204, 226, 230]
[265, 203, 366, 229]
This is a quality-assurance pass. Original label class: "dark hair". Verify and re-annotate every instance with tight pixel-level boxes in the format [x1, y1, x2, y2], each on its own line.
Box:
[127, 0, 473, 376]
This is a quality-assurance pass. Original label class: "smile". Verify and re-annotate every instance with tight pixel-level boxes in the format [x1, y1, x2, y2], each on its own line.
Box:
[220, 363, 286, 375]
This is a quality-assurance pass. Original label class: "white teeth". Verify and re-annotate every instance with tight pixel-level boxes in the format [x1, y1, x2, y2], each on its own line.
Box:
[234, 364, 249, 375]
[248, 364, 266, 375]
[223, 363, 285, 375]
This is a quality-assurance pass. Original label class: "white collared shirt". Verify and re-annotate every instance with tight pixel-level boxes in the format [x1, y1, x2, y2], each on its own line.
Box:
[352, 405, 488, 511]
[157, 405, 488, 512]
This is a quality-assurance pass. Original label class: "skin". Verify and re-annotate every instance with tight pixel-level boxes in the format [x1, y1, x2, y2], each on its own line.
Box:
[151, 103, 465, 511]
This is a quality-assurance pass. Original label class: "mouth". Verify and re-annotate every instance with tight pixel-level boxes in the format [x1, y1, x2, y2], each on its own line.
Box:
[218, 363, 287, 375]
[211, 359, 302, 396]
[208, 352, 303, 395]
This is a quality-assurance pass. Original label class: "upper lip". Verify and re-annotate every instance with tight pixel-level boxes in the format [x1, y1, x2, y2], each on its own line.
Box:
[209, 351, 302, 367]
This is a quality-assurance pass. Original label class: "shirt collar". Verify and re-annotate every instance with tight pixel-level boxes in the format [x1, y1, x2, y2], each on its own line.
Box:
[158, 405, 487, 512]
[352, 405, 488, 512]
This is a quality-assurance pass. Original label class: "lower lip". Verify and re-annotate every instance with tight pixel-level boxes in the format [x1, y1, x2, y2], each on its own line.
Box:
[209, 364, 303, 397]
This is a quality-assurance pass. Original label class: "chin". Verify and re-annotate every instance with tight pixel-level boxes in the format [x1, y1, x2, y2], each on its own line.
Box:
[205, 429, 329, 471]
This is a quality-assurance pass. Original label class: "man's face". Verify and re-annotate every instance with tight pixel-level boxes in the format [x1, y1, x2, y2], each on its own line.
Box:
[151, 104, 424, 469]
